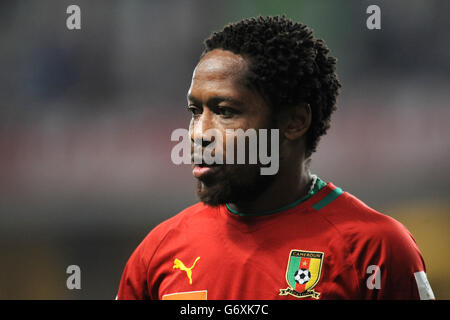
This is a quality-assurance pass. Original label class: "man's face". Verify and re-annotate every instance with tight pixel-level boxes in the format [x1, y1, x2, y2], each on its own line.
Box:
[187, 49, 277, 206]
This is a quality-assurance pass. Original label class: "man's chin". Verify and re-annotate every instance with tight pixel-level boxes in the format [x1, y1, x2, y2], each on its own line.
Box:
[195, 180, 231, 207]
[194, 169, 276, 207]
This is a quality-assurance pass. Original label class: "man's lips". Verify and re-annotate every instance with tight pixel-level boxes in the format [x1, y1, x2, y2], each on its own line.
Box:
[192, 163, 221, 178]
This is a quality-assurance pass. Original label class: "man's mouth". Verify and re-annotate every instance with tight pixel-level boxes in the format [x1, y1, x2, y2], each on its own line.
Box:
[192, 162, 222, 179]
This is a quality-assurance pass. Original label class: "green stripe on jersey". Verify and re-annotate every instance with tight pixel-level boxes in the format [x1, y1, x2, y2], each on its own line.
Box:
[312, 187, 343, 211]
[226, 177, 327, 216]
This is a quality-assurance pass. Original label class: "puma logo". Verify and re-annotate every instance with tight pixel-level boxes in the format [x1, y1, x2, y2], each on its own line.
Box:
[173, 256, 200, 285]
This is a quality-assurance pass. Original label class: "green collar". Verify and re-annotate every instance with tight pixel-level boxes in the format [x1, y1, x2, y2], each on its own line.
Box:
[226, 177, 327, 216]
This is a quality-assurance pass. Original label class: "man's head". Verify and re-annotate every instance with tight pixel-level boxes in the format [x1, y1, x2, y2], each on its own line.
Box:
[187, 16, 340, 206]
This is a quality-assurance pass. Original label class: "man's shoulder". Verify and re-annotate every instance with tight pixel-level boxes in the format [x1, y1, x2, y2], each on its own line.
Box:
[142, 202, 215, 242]
[320, 188, 415, 247]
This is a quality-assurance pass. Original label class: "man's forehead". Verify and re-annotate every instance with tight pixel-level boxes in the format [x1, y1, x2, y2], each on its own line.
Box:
[193, 49, 249, 81]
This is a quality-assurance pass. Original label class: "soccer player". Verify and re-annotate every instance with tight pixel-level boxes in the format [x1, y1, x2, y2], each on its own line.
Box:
[117, 16, 434, 300]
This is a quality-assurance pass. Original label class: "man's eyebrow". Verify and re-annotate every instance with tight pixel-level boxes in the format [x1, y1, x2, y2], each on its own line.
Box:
[208, 96, 243, 106]
[187, 94, 200, 104]
[187, 94, 243, 106]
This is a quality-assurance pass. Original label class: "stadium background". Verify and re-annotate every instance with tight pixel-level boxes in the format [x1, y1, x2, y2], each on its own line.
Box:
[0, 0, 448, 299]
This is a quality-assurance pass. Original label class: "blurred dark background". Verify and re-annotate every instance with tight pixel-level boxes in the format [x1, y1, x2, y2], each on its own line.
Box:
[0, 0, 449, 299]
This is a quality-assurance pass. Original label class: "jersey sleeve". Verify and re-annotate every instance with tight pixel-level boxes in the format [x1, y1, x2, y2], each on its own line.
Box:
[116, 238, 150, 299]
[354, 216, 435, 300]
[116, 220, 171, 300]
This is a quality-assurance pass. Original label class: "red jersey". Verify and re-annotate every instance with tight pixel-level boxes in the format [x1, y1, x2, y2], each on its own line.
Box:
[117, 182, 434, 300]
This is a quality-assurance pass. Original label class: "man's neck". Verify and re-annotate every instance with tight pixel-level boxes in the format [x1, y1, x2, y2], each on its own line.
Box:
[226, 160, 312, 215]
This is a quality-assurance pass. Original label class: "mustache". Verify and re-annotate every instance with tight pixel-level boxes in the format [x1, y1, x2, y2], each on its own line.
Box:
[190, 154, 225, 165]
[190, 146, 225, 165]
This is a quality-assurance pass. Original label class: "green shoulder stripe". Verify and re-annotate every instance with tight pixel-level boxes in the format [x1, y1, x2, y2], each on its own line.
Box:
[312, 187, 343, 211]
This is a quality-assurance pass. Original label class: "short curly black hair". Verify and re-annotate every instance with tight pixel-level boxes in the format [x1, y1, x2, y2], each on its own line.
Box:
[202, 15, 341, 157]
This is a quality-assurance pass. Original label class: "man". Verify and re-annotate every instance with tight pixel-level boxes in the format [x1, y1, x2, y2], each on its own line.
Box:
[117, 16, 434, 300]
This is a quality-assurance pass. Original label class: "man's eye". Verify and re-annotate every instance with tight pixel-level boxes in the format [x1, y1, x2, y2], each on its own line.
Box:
[218, 107, 238, 118]
[187, 106, 201, 116]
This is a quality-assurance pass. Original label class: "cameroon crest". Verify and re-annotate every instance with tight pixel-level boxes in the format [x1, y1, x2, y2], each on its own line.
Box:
[279, 250, 324, 299]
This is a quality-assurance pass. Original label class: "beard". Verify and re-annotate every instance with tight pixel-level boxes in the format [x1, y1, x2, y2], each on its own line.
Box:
[195, 163, 277, 207]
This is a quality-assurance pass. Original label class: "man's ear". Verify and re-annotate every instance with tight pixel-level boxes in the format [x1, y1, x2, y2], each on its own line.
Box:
[281, 103, 311, 141]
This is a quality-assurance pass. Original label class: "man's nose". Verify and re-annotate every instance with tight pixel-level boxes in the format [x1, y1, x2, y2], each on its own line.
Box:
[190, 111, 215, 147]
